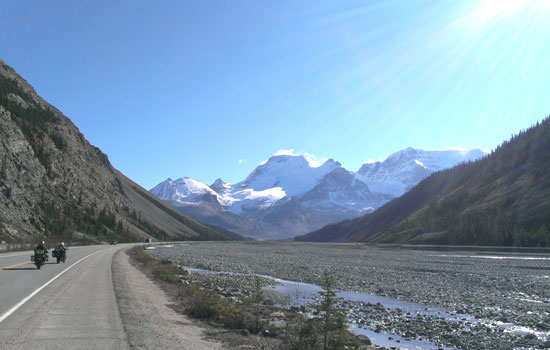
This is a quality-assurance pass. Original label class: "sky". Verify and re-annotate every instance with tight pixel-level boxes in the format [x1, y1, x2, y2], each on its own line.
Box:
[1, 0, 549, 189]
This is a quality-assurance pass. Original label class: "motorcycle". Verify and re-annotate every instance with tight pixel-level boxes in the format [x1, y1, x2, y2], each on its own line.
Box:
[31, 248, 48, 269]
[52, 248, 66, 263]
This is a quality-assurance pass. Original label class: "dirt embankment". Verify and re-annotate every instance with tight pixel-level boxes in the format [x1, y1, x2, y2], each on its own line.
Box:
[111, 248, 225, 350]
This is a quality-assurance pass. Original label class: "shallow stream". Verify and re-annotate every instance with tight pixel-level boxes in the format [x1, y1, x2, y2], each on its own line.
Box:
[145, 244, 550, 349]
[181, 264, 550, 349]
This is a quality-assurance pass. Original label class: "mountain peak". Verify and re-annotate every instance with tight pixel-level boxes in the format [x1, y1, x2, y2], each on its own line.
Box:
[356, 147, 488, 197]
[323, 158, 341, 166]
[261, 150, 334, 169]
[151, 177, 219, 201]
[211, 177, 227, 186]
[262, 153, 315, 168]
[210, 178, 230, 194]
[241, 153, 341, 196]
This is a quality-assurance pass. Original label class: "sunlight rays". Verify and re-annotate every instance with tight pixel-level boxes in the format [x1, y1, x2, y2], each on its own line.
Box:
[476, 0, 530, 20]
[303, 1, 548, 109]
[257, 0, 550, 163]
[475, 0, 550, 20]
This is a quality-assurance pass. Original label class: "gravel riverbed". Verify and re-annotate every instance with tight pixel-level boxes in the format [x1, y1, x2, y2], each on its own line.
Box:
[147, 241, 550, 350]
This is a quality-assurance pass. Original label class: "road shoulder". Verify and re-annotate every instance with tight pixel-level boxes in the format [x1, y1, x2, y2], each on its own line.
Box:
[112, 248, 225, 350]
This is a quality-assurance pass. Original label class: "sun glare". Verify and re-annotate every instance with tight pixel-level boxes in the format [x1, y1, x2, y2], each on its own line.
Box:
[476, 0, 550, 20]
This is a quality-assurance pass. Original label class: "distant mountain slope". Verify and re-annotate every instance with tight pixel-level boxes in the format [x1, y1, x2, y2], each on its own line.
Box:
[296, 117, 550, 247]
[0, 59, 227, 243]
[152, 149, 486, 239]
[356, 147, 487, 197]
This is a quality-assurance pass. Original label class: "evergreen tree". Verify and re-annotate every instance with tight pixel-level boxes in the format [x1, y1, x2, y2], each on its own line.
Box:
[253, 276, 265, 333]
[314, 272, 349, 350]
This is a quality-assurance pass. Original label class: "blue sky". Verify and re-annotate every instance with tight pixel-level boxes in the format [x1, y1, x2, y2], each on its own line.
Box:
[1, 0, 549, 188]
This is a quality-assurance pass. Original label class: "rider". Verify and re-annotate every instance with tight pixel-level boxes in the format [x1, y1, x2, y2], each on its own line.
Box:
[35, 241, 48, 252]
[35, 241, 49, 258]
[56, 242, 67, 251]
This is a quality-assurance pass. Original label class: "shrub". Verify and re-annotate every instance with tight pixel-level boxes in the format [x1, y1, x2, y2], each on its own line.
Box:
[282, 272, 362, 350]
[130, 246, 153, 265]
[179, 284, 250, 329]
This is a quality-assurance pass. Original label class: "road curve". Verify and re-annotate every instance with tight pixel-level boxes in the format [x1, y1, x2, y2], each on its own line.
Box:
[0, 244, 131, 350]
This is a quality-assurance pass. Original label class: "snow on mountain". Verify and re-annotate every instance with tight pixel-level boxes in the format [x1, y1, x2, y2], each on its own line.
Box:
[234, 154, 341, 196]
[356, 147, 488, 196]
[300, 167, 377, 212]
[150, 177, 221, 205]
[210, 178, 230, 194]
[227, 187, 287, 215]
[214, 154, 342, 215]
[150, 147, 489, 239]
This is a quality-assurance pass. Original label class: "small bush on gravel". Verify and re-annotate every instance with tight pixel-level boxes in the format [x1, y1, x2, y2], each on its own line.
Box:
[163, 272, 178, 283]
[152, 264, 179, 282]
[179, 284, 251, 330]
[131, 246, 153, 265]
[281, 317, 320, 350]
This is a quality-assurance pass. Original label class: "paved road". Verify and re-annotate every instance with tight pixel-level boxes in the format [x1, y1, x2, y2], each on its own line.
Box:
[0, 244, 132, 350]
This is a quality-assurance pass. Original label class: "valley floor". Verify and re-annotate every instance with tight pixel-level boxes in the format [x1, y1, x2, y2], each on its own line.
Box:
[148, 241, 550, 350]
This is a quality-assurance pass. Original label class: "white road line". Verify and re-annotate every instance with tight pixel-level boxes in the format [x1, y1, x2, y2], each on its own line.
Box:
[0, 248, 108, 324]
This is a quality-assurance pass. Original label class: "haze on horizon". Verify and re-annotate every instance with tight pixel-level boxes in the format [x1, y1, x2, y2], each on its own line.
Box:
[1, 0, 549, 188]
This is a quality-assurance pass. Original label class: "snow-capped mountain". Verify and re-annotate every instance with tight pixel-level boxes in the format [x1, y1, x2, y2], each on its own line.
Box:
[301, 167, 378, 211]
[150, 177, 221, 205]
[150, 147, 488, 239]
[224, 155, 342, 216]
[210, 178, 230, 194]
[234, 155, 341, 196]
[356, 147, 488, 196]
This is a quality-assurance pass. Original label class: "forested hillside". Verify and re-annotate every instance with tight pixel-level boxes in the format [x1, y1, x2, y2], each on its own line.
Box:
[297, 117, 550, 247]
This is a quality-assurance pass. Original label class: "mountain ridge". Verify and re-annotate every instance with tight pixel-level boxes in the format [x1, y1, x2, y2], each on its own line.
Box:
[151, 147, 487, 239]
[0, 59, 228, 243]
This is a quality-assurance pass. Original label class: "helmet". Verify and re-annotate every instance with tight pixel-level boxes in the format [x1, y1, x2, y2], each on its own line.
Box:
[61, 242, 65, 246]
[41, 241, 45, 245]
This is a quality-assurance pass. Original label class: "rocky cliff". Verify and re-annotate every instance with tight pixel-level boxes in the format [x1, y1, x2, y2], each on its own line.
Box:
[0, 59, 226, 243]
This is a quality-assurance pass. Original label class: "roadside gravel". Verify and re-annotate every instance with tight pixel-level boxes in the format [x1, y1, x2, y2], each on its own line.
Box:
[112, 248, 225, 350]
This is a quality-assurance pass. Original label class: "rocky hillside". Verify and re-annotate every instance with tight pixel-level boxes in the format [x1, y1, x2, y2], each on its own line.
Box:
[296, 117, 550, 247]
[0, 59, 227, 243]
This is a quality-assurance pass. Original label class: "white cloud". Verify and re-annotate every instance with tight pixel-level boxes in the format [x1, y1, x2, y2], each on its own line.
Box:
[302, 152, 325, 167]
[238, 159, 246, 164]
[260, 149, 327, 168]
[273, 149, 296, 156]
